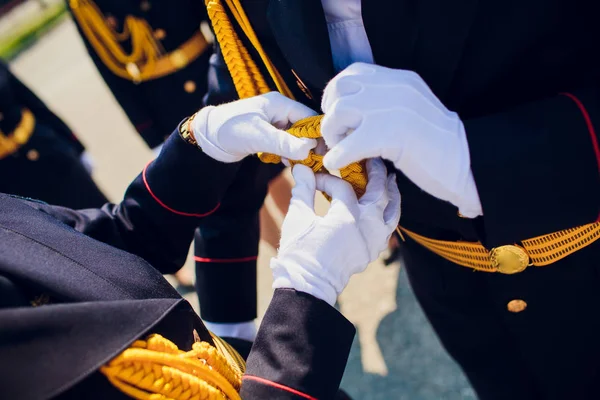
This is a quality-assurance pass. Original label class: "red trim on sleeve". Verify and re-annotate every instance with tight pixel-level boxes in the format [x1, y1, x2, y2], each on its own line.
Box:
[194, 255, 258, 263]
[242, 375, 317, 400]
[561, 93, 600, 221]
[142, 161, 220, 217]
[561, 93, 600, 172]
[136, 120, 153, 132]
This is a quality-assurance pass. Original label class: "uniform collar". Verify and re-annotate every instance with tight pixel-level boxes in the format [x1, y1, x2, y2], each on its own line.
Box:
[267, 0, 335, 97]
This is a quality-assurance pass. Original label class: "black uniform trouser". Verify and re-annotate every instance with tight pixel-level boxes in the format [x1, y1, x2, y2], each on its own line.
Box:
[404, 236, 600, 400]
[194, 157, 284, 323]
[0, 125, 107, 209]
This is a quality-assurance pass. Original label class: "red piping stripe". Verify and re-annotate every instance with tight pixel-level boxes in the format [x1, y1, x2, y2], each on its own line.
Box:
[242, 375, 317, 400]
[194, 255, 258, 263]
[561, 93, 600, 221]
[142, 161, 220, 217]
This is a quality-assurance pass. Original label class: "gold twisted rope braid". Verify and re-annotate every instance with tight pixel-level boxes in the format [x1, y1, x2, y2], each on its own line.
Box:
[101, 333, 243, 400]
[400, 222, 600, 272]
[0, 108, 35, 158]
[205, 0, 600, 270]
[70, 0, 208, 83]
[205, 0, 368, 198]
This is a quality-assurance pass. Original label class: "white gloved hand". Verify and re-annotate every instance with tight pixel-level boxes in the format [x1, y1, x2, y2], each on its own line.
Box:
[271, 159, 401, 306]
[321, 62, 483, 218]
[192, 92, 317, 163]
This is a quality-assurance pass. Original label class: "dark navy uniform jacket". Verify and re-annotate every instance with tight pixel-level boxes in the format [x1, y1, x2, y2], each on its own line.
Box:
[0, 62, 107, 209]
[202, 1, 600, 399]
[0, 129, 354, 400]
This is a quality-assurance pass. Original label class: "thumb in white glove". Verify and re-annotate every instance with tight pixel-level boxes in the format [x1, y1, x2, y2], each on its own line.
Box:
[192, 92, 317, 163]
[271, 158, 401, 305]
[321, 62, 483, 218]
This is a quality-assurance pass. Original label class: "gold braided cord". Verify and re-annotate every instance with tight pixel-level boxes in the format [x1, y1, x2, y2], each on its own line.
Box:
[210, 333, 246, 376]
[101, 334, 243, 400]
[0, 108, 35, 159]
[70, 0, 162, 81]
[205, 0, 368, 198]
[260, 116, 368, 197]
[400, 222, 600, 272]
[522, 222, 600, 266]
[221, 0, 294, 98]
[205, 0, 270, 97]
[70, 0, 209, 83]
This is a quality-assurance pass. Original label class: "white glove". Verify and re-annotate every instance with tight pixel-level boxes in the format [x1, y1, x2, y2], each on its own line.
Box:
[321, 62, 483, 218]
[271, 159, 401, 306]
[79, 151, 94, 175]
[203, 320, 257, 342]
[192, 92, 317, 163]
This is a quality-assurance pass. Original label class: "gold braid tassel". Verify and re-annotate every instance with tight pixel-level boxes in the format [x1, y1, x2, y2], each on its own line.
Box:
[205, 0, 368, 198]
[101, 334, 243, 400]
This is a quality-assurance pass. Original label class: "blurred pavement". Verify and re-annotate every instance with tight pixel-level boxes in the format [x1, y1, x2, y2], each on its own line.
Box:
[9, 15, 475, 399]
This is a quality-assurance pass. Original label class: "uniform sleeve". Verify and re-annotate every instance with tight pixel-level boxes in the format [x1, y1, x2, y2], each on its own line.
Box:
[28, 127, 241, 274]
[465, 89, 600, 247]
[240, 289, 356, 400]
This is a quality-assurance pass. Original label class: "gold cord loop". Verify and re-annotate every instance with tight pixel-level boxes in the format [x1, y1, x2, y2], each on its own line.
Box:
[101, 334, 243, 400]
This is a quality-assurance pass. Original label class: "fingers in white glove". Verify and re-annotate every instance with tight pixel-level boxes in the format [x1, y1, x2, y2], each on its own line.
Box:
[260, 92, 318, 128]
[384, 173, 401, 229]
[322, 128, 381, 170]
[247, 119, 317, 161]
[192, 93, 318, 163]
[279, 165, 317, 250]
[290, 165, 316, 211]
[359, 158, 388, 206]
[315, 173, 359, 219]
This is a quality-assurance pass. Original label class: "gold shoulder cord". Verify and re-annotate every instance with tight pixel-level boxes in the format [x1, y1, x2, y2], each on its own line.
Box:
[204, 0, 600, 273]
[101, 334, 243, 400]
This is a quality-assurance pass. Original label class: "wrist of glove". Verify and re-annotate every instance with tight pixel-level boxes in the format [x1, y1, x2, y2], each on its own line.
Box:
[321, 62, 483, 218]
[191, 92, 317, 163]
[271, 159, 401, 305]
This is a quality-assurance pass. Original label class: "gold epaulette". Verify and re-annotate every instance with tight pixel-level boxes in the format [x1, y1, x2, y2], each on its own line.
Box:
[400, 222, 600, 274]
[101, 333, 243, 400]
[70, 0, 209, 83]
[0, 108, 35, 159]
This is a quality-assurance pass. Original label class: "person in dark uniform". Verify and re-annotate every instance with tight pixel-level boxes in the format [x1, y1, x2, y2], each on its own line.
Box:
[66, 0, 287, 338]
[0, 62, 107, 209]
[0, 93, 400, 400]
[197, 1, 600, 399]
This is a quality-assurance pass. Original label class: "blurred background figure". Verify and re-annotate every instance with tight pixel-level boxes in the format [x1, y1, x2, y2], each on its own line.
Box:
[0, 60, 107, 208]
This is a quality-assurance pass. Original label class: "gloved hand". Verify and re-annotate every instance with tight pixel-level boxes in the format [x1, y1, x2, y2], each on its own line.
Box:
[192, 92, 317, 163]
[271, 158, 401, 306]
[321, 62, 483, 218]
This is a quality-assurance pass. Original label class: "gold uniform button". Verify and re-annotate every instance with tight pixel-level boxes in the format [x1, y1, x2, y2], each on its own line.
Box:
[106, 15, 118, 29]
[507, 299, 527, 313]
[184, 80, 196, 93]
[154, 28, 166, 40]
[26, 149, 39, 161]
[490, 245, 530, 274]
[140, 1, 151, 11]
